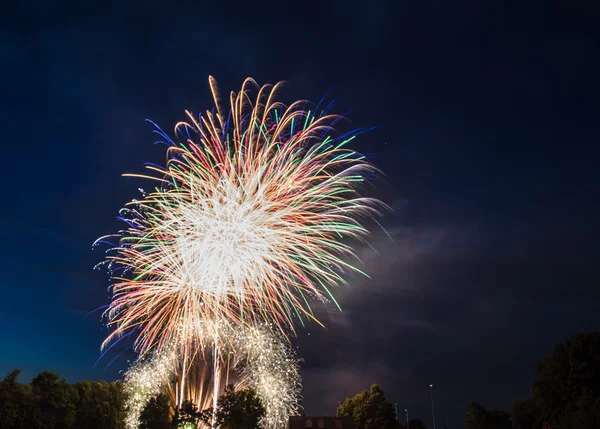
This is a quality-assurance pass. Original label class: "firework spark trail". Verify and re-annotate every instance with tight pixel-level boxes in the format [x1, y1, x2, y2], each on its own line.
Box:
[97, 77, 384, 357]
[122, 346, 177, 429]
[123, 322, 300, 429]
[182, 321, 301, 429]
[170, 355, 222, 412]
[237, 326, 302, 429]
[97, 76, 383, 428]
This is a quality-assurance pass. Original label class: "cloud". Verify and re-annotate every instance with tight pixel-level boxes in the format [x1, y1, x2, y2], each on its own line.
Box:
[301, 361, 406, 413]
[293, 207, 600, 418]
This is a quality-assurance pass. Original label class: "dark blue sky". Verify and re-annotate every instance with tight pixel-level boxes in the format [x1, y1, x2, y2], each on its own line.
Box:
[2, 0, 600, 426]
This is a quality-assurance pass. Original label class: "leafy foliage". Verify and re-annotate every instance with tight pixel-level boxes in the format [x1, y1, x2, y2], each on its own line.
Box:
[512, 332, 600, 429]
[0, 370, 125, 429]
[139, 393, 171, 429]
[73, 380, 126, 429]
[172, 400, 200, 428]
[0, 371, 264, 429]
[406, 419, 426, 429]
[0, 369, 30, 429]
[512, 398, 539, 429]
[464, 402, 511, 429]
[29, 371, 76, 429]
[4, 333, 600, 429]
[336, 384, 397, 429]
[199, 385, 265, 429]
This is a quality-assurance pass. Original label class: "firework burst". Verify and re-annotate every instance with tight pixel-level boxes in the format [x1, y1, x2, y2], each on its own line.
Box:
[97, 76, 383, 428]
[98, 77, 383, 355]
[122, 323, 300, 429]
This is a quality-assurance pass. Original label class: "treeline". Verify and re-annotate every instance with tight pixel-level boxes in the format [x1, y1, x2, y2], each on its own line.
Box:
[0, 370, 263, 429]
[0, 370, 125, 429]
[2, 332, 600, 429]
[464, 332, 600, 429]
[336, 333, 600, 429]
[336, 384, 424, 429]
[141, 386, 264, 429]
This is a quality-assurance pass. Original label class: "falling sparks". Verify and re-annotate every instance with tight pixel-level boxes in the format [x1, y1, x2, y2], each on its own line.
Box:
[238, 326, 302, 429]
[122, 346, 177, 429]
[122, 323, 300, 429]
[96, 77, 383, 428]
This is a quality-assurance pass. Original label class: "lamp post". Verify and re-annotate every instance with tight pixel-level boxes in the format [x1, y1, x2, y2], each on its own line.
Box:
[429, 384, 436, 429]
[405, 409, 410, 429]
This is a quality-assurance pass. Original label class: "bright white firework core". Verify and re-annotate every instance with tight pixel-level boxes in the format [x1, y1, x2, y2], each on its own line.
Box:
[167, 175, 277, 297]
[97, 77, 384, 429]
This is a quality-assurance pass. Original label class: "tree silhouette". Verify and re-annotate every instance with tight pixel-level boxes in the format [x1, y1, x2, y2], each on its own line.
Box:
[30, 371, 76, 429]
[139, 393, 171, 429]
[336, 384, 396, 429]
[407, 419, 426, 429]
[200, 385, 265, 429]
[0, 369, 127, 429]
[0, 369, 30, 429]
[172, 400, 200, 428]
[72, 380, 125, 429]
[464, 402, 511, 429]
[513, 332, 600, 429]
[512, 398, 538, 429]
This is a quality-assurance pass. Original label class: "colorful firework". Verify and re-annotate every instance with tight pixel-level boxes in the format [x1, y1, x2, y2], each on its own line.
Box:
[237, 325, 302, 429]
[122, 323, 300, 429]
[97, 76, 383, 428]
[122, 345, 177, 429]
[97, 76, 383, 356]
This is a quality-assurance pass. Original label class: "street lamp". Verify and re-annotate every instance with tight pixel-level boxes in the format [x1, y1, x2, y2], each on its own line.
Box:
[405, 409, 410, 429]
[429, 384, 436, 429]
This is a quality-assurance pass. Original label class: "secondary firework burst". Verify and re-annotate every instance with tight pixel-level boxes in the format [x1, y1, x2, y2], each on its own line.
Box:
[122, 346, 178, 429]
[96, 76, 383, 428]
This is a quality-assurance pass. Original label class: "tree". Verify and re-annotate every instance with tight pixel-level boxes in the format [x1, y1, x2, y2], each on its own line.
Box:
[140, 393, 171, 429]
[486, 408, 512, 429]
[512, 332, 600, 429]
[200, 385, 265, 429]
[336, 384, 397, 429]
[172, 400, 200, 428]
[30, 371, 76, 429]
[73, 380, 125, 429]
[0, 369, 31, 429]
[0, 369, 126, 429]
[464, 402, 511, 429]
[407, 419, 426, 429]
[557, 389, 600, 428]
[512, 398, 538, 429]
[465, 402, 487, 429]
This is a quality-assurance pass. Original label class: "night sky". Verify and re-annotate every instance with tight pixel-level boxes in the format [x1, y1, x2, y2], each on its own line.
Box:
[2, 1, 600, 427]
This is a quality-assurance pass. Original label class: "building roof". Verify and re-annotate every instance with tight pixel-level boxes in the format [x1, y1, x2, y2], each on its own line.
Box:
[288, 416, 357, 429]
